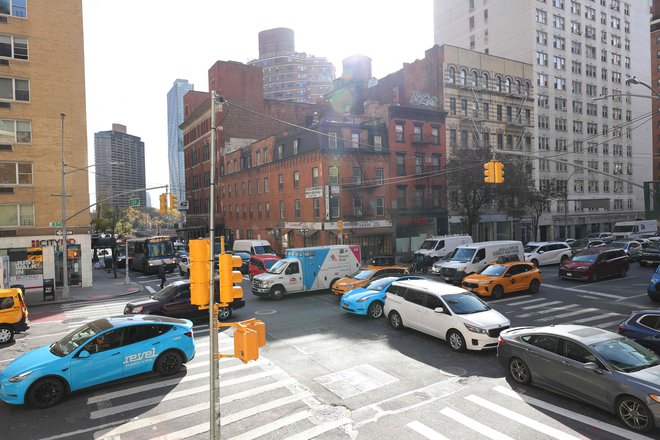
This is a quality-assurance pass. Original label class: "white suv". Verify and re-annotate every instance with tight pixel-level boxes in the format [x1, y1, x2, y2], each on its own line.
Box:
[523, 242, 573, 266]
[383, 278, 510, 352]
[178, 255, 190, 276]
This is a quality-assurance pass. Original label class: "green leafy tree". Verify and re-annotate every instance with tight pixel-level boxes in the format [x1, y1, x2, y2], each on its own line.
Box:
[90, 204, 132, 278]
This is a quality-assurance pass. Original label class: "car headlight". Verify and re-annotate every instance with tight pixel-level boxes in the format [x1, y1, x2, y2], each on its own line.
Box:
[573, 266, 588, 271]
[479, 281, 493, 286]
[8, 371, 33, 383]
[464, 323, 487, 334]
[132, 306, 143, 313]
[260, 281, 270, 287]
[357, 295, 375, 303]
[650, 394, 660, 404]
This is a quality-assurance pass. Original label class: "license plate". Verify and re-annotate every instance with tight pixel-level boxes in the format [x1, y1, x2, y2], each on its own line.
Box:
[566, 272, 572, 277]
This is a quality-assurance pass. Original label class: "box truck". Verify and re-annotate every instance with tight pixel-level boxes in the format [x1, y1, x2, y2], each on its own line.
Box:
[612, 220, 657, 240]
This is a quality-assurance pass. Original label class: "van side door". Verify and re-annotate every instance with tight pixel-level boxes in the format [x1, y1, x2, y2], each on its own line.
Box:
[472, 248, 487, 272]
[401, 289, 426, 332]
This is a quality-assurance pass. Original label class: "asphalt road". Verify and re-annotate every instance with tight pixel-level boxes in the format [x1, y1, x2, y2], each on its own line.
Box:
[1, 263, 659, 440]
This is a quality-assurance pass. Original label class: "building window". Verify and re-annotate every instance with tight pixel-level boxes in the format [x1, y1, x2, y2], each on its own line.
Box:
[0, 34, 27, 60]
[292, 139, 299, 155]
[413, 124, 422, 143]
[312, 167, 319, 186]
[375, 197, 384, 216]
[351, 132, 359, 149]
[0, 119, 30, 143]
[330, 197, 340, 218]
[396, 153, 405, 176]
[0, 77, 29, 102]
[353, 197, 363, 216]
[0, 161, 31, 185]
[415, 155, 423, 174]
[279, 201, 285, 219]
[328, 132, 338, 149]
[293, 171, 299, 189]
[0, 1, 26, 18]
[0, 203, 33, 226]
[352, 167, 361, 185]
[313, 198, 320, 218]
[278, 174, 283, 191]
[294, 199, 300, 218]
[395, 123, 404, 142]
[375, 167, 384, 184]
[430, 127, 439, 144]
[397, 187, 407, 209]
[264, 177, 269, 193]
[265, 202, 270, 218]
[329, 166, 339, 185]
[374, 135, 382, 151]
[277, 144, 283, 160]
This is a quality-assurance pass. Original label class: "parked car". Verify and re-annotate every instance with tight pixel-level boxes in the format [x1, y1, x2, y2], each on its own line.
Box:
[331, 265, 409, 297]
[523, 241, 573, 266]
[0, 315, 195, 408]
[587, 232, 614, 243]
[248, 254, 281, 280]
[0, 287, 29, 344]
[569, 239, 606, 253]
[124, 279, 244, 321]
[639, 240, 660, 268]
[646, 266, 660, 302]
[383, 278, 510, 352]
[178, 254, 190, 276]
[340, 275, 424, 319]
[497, 325, 660, 433]
[564, 238, 577, 247]
[461, 262, 542, 299]
[558, 248, 629, 282]
[608, 240, 643, 262]
[618, 310, 660, 354]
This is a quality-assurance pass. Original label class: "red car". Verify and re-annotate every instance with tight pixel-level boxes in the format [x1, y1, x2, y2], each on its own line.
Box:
[249, 254, 281, 280]
[558, 247, 629, 282]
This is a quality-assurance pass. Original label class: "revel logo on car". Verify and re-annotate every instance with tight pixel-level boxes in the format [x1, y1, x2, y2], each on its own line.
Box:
[123, 347, 157, 366]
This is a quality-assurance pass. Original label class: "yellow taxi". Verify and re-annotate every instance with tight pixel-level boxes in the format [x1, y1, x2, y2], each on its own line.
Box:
[331, 265, 409, 296]
[461, 262, 542, 300]
[0, 287, 29, 344]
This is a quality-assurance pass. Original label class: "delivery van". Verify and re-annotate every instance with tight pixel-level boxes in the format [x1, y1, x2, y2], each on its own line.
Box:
[432, 240, 524, 284]
[612, 220, 657, 240]
[232, 239, 276, 255]
[251, 245, 361, 300]
[414, 235, 473, 261]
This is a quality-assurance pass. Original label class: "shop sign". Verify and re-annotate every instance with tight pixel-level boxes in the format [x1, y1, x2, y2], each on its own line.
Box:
[31, 238, 77, 247]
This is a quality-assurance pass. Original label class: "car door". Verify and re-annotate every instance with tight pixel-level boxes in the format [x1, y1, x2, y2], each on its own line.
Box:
[161, 287, 195, 317]
[69, 327, 127, 390]
[402, 289, 427, 333]
[502, 265, 524, 292]
[635, 314, 660, 351]
[537, 245, 551, 265]
[423, 293, 452, 340]
[556, 339, 611, 408]
[122, 324, 170, 376]
[285, 261, 304, 293]
[519, 334, 563, 390]
[628, 242, 641, 260]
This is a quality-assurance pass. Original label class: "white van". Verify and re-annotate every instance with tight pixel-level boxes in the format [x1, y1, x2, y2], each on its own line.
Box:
[432, 240, 524, 284]
[414, 235, 473, 261]
[232, 239, 275, 255]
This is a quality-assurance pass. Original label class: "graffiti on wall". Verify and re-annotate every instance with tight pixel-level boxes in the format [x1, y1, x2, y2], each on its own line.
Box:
[410, 90, 438, 108]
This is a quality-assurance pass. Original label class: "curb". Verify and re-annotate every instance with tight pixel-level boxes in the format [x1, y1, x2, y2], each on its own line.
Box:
[25, 285, 144, 308]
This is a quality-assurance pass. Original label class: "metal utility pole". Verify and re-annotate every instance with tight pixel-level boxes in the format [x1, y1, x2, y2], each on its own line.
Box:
[124, 240, 130, 285]
[60, 113, 69, 299]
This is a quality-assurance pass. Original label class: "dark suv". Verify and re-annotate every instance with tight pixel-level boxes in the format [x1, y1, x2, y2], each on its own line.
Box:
[123, 279, 245, 321]
[558, 247, 629, 282]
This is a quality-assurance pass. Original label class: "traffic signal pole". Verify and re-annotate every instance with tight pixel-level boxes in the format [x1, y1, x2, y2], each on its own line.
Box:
[209, 91, 220, 439]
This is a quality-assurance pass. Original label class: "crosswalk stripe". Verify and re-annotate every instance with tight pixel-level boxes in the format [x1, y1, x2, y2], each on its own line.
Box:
[60, 300, 128, 310]
[499, 297, 545, 306]
[440, 407, 514, 440]
[146, 286, 156, 293]
[89, 377, 296, 420]
[594, 319, 624, 329]
[286, 417, 352, 440]
[493, 386, 654, 440]
[521, 300, 562, 310]
[537, 308, 599, 322]
[226, 410, 310, 440]
[465, 394, 580, 440]
[569, 312, 621, 324]
[515, 304, 578, 318]
[406, 421, 451, 440]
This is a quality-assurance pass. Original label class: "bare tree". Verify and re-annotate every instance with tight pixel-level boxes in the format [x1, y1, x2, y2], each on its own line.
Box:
[90, 205, 132, 278]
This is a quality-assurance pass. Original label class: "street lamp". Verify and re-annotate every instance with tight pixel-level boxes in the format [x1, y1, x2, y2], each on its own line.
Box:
[625, 75, 660, 100]
[299, 226, 309, 247]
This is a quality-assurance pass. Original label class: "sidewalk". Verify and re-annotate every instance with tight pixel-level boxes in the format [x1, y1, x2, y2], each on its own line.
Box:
[24, 268, 143, 307]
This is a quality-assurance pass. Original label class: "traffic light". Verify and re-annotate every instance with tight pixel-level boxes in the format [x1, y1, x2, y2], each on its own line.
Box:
[189, 239, 210, 307]
[159, 193, 168, 215]
[219, 253, 244, 306]
[169, 193, 178, 212]
[484, 161, 496, 183]
[494, 161, 505, 183]
[233, 318, 265, 364]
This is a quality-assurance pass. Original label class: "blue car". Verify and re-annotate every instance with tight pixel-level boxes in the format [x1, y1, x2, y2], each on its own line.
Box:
[340, 275, 424, 319]
[0, 315, 195, 408]
[647, 265, 660, 302]
[618, 310, 660, 353]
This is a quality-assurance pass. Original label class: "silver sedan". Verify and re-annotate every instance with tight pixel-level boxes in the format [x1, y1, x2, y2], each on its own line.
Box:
[497, 325, 660, 433]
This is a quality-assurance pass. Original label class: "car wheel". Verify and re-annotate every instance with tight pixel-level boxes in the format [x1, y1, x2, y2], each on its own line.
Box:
[447, 329, 467, 352]
[329, 278, 340, 290]
[491, 285, 504, 300]
[27, 377, 66, 408]
[0, 325, 14, 344]
[367, 301, 384, 319]
[270, 286, 284, 300]
[218, 307, 232, 321]
[531, 259, 539, 267]
[528, 279, 540, 294]
[155, 350, 183, 376]
[591, 271, 599, 282]
[388, 311, 404, 329]
[617, 395, 655, 433]
[648, 293, 660, 303]
[560, 254, 569, 263]
[620, 265, 629, 278]
[509, 357, 531, 384]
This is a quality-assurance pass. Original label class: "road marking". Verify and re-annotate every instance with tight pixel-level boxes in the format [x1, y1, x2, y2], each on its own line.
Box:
[537, 308, 599, 322]
[145, 285, 156, 293]
[515, 304, 578, 318]
[594, 319, 624, 329]
[521, 301, 562, 310]
[406, 421, 451, 440]
[440, 407, 514, 440]
[543, 283, 625, 300]
[89, 377, 296, 419]
[286, 417, 352, 440]
[226, 410, 310, 440]
[569, 312, 621, 324]
[465, 394, 580, 440]
[497, 297, 545, 306]
[616, 293, 649, 301]
[493, 386, 654, 440]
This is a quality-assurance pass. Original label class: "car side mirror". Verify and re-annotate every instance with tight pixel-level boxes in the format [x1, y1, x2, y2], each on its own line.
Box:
[504, 273, 512, 277]
[434, 307, 444, 313]
[583, 362, 602, 373]
[538, 250, 544, 254]
[78, 350, 90, 359]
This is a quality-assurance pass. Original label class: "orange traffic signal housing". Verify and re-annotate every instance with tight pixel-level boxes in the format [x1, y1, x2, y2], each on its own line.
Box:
[494, 161, 505, 183]
[219, 253, 244, 306]
[484, 161, 495, 183]
[189, 239, 210, 307]
[233, 319, 265, 363]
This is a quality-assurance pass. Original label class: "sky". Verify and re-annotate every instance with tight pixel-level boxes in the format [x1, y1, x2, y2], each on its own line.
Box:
[82, 0, 434, 206]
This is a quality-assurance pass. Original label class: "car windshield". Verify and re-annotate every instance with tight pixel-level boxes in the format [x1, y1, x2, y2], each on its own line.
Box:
[451, 248, 476, 262]
[590, 338, 660, 373]
[419, 240, 437, 250]
[609, 242, 627, 249]
[572, 239, 588, 248]
[151, 284, 179, 300]
[480, 265, 507, 277]
[264, 259, 278, 270]
[364, 276, 399, 291]
[442, 293, 491, 314]
[148, 239, 174, 257]
[571, 253, 598, 262]
[647, 241, 660, 250]
[613, 225, 633, 233]
[351, 269, 375, 280]
[523, 245, 540, 253]
[50, 319, 113, 357]
[268, 260, 288, 274]
[254, 245, 275, 254]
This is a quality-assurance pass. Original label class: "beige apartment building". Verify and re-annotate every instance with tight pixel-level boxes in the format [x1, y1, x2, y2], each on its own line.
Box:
[0, 1, 92, 293]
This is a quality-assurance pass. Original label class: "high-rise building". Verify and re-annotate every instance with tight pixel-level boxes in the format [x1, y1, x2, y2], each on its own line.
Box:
[167, 79, 193, 205]
[248, 28, 336, 103]
[434, 0, 651, 240]
[651, 1, 660, 183]
[94, 124, 146, 209]
[0, 1, 93, 289]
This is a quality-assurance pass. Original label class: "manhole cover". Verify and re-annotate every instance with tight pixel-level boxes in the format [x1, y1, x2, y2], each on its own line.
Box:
[254, 309, 277, 315]
[311, 405, 349, 423]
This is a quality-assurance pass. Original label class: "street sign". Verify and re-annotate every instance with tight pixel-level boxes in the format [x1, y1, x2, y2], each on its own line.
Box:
[55, 230, 73, 236]
[128, 198, 140, 207]
[179, 200, 189, 211]
[305, 186, 323, 199]
[49, 222, 62, 227]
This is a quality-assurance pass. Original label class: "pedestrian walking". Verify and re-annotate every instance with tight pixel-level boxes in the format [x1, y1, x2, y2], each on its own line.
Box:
[158, 263, 166, 289]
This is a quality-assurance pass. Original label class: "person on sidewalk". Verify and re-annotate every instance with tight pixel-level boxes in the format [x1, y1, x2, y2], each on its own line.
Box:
[158, 263, 166, 289]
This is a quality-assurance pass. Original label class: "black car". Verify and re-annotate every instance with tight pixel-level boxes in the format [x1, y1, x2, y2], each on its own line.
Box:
[123, 279, 245, 321]
[639, 241, 660, 267]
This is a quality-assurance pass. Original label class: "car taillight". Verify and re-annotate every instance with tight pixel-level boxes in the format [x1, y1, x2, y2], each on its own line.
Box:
[498, 335, 505, 345]
[617, 325, 626, 334]
[184, 331, 193, 337]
